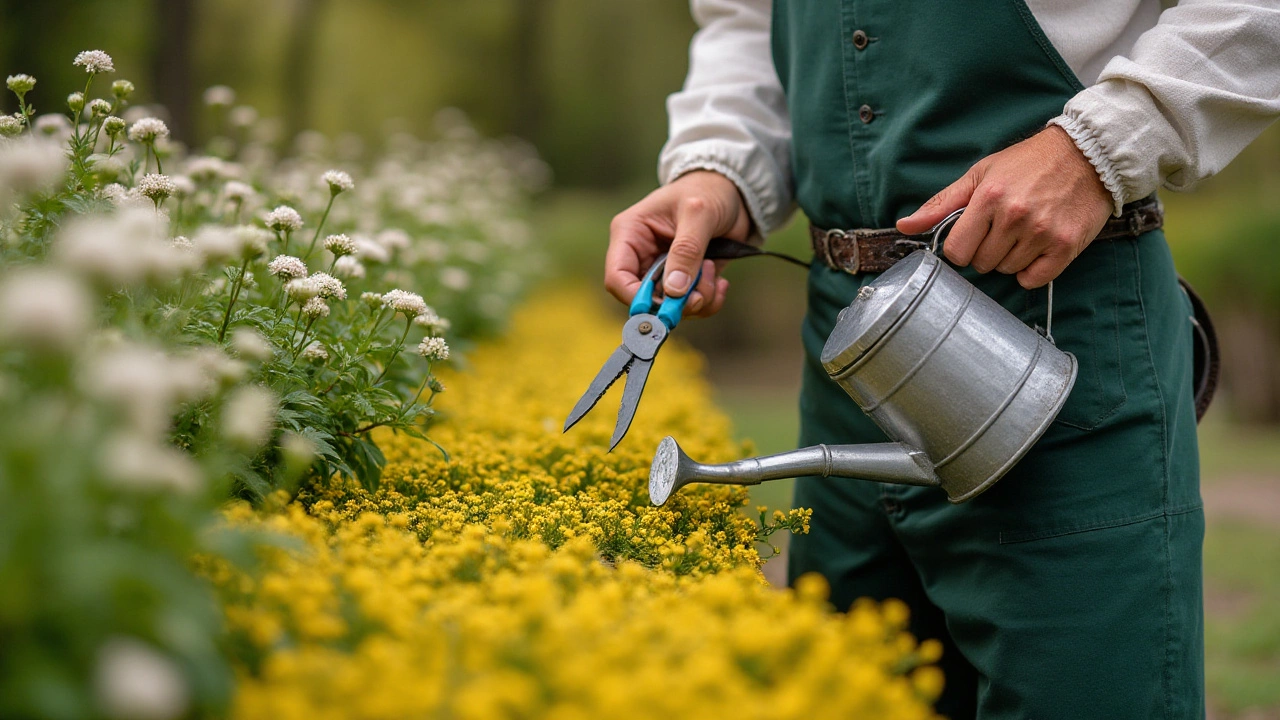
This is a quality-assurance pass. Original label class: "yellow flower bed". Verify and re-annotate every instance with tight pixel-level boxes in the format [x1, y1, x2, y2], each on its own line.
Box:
[210, 289, 943, 720]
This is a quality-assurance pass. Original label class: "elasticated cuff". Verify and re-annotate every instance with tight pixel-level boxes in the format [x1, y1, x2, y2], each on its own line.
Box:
[1048, 113, 1127, 217]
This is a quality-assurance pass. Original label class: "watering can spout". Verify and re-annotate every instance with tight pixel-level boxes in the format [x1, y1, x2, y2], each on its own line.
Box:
[648, 436, 940, 507]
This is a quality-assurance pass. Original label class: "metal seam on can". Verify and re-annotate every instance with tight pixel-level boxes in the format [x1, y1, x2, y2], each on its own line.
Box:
[862, 282, 975, 412]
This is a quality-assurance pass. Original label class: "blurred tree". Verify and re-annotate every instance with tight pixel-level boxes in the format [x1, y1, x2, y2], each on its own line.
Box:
[153, 0, 196, 141]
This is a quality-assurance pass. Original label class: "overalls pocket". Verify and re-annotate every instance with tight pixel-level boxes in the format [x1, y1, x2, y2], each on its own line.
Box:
[1044, 240, 1130, 430]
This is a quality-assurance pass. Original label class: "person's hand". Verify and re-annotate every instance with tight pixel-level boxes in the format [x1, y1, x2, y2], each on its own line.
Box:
[896, 125, 1113, 289]
[605, 170, 752, 318]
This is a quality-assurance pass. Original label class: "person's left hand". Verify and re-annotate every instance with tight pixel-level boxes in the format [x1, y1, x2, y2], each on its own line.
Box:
[895, 125, 1113, 289]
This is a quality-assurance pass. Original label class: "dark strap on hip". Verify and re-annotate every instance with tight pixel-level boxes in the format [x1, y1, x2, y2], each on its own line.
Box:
[810, 197, 1164, 275]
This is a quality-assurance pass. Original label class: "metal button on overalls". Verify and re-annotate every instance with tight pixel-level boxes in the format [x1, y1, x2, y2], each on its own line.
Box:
[852, 30, 869, 50]
[771, 1, 1204, 718]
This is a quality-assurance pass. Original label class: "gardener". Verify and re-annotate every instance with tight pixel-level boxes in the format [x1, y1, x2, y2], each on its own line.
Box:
[603, 2, 1280, 717]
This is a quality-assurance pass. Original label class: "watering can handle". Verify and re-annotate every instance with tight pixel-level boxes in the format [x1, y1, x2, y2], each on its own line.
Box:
[928, 208, 1056, 345]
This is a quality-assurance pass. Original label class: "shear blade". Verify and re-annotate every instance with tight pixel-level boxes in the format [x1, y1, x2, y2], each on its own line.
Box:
[609, 357, 653, 451]
[563, 346, 633, 433]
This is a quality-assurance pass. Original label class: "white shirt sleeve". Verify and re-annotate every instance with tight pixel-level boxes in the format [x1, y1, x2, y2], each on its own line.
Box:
[659, 0, 795, 237]
[1050, 0, 1280, 214]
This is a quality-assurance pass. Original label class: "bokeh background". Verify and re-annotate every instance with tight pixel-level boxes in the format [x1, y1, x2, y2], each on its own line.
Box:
[3, 0, 1278, 716]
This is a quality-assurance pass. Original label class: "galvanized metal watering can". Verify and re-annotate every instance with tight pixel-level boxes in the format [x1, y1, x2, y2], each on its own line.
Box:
[649, 209, 1078, 506]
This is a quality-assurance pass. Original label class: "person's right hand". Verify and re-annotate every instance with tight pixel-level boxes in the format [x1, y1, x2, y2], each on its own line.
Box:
[604, 170, 752, 319]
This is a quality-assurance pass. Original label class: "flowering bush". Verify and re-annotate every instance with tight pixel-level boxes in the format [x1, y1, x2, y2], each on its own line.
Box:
[3, 52, 546, 494]
[0, 50, 543, 719]
[208, 292, 942, 720]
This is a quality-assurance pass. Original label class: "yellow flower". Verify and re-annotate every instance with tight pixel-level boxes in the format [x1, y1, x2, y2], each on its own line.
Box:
[208, 289, 943, 720]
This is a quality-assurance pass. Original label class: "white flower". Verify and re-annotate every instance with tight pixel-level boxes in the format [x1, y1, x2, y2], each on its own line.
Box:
[87, 98, 112, 116]
[353, 235, 390, 263]
[381, 289, 426, 317]
[267, 254, 307, 280]
[94, 637, 190, 720]
[169, 175, 195, 197]
[333, 255, 365, 279]
[203, 85, 235, 107]
[308, 272, 346, 300]
[228, 105, 258, 128]
[440, 266, 471, 291]
[0, 114, 22, 137]
[66, 92, 84, 113]
[0, 269, 92, 353]
[234, 225, 271, 259]
[83, 345, 212, 436]
[416, 336, 450, 362]
[135, 173, 176, 202]
[170, 236, 193, 250]
[34, 113, 71, 138]
[127, 117, 169, 144]
[191, 225, 240, 264]
[231, 328, 273, 362]
[110, 79, 134, 99]
[101, 116, 126, 137]
[284, 277, 319, 302]
[221, 386, 277, 450]
[264, 205, 303, 233]
[301, 297, 329, 319]
[185, 156, 228, 182]
[56, 209, 183, 286]
[100, 434, 201, 494]
[6, 73, 36, 95]
[323, 233, 355, 257]
[413, 310, 450, 336]
[360, 291, 383, 306]
[322, 169, 354, 195]
[376, 228, 410, 251]
[300, 342, 328, 362]
[73, 50, 115, 74]
[223, 180, 254, 202]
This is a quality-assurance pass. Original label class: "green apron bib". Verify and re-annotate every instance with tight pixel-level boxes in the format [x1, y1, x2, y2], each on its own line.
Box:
[772, 2, 1204, 718]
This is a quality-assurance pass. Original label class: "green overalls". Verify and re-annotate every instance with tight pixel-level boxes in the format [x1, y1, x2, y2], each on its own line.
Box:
[772, 2, 1205, 718]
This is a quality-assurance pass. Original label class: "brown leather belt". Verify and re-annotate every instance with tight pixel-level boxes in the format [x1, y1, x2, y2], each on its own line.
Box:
[809, 197, 1164, 275]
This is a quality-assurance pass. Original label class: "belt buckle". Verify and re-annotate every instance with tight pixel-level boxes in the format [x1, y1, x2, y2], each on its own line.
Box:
[825, 228, 860, 274]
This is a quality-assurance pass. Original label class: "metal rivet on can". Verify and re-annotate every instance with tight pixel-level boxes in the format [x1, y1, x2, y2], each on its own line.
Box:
[858, 104, 875, 124]
[852, 30, 869, 50]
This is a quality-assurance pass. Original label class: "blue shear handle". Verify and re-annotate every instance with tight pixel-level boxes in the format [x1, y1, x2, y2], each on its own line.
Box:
[656, 266, 702, 329]
[627, 255, 703, 330]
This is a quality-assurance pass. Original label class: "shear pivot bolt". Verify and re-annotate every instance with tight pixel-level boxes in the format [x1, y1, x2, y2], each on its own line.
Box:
[638, 321, 653, 334]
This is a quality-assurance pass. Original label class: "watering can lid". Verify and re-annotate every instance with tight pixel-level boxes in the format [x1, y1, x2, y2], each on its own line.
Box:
[820, 250, 939, 376]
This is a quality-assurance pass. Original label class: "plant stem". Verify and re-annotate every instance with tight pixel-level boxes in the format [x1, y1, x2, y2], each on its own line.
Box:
[216, 258, 251, 342]
[372, 318, 413, 385]
[302, 195, 335, 261]
[291, 316, 318, 360]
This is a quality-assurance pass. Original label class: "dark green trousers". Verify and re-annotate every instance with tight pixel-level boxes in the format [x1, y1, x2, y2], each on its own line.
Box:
[771, 0, 1205, 715]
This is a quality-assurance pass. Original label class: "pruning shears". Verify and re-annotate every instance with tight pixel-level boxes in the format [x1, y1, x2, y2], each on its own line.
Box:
[562, 253, 702, 451]
[563, 238, 808, 450]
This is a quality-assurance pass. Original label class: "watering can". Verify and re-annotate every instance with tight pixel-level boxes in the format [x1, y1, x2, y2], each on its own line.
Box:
[649, 209, 1078, 506]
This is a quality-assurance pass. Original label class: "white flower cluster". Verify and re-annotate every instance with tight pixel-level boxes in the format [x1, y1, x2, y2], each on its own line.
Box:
[264, 205, 303, 233]
[6, 73, 36, 95]
[322, 169, 354, 194]
[73, 50, 115, 74]
[416, 336, 450, 362]
[136, 173, 177, 202]
[267, 255, 308, 280]
[323, 233, 355, 257]
[128, 117, 169, 144]
[381, 289, 427, 317]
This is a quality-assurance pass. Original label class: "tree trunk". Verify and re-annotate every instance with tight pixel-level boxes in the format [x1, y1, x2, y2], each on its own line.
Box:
[153, 0, 196, 142]
[282, 0, 329, 142]
[511, 0, 549, 143]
